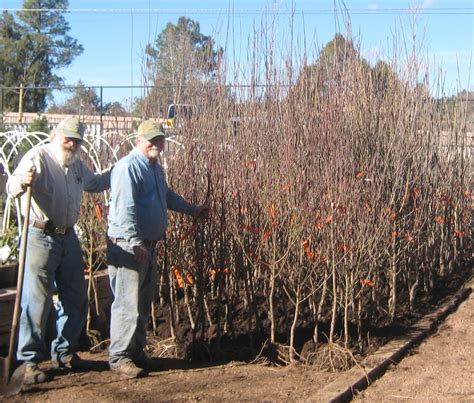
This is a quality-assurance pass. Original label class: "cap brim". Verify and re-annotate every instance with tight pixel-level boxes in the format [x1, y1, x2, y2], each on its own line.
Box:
[61, 129, 83, 140]
[144, 131, 167, 140]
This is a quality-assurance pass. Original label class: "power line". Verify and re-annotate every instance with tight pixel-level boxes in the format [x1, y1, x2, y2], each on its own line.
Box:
[2, 7, 473, 15]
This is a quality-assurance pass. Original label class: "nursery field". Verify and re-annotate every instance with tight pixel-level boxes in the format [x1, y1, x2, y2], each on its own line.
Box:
[1, 28, 472, 403]
[2, 275, 471, 402]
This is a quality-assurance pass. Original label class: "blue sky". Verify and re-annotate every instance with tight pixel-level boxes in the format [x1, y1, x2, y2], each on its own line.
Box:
[1, 0, 473, 104]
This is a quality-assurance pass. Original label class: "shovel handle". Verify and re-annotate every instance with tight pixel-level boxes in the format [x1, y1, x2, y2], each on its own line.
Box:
[5, 185, 32, 380]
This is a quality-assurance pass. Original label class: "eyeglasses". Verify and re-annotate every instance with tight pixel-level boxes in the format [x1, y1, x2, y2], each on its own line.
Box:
[148, 136, 165, 145]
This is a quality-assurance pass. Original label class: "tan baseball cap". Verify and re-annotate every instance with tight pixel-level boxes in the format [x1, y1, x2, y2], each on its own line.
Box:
[56, 117, 85, 140]
[137, 119, 167, 140]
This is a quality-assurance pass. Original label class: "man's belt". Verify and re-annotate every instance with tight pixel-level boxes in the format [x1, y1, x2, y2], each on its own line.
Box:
[109, 237, 157, 248]
[30, 220, 73, 235]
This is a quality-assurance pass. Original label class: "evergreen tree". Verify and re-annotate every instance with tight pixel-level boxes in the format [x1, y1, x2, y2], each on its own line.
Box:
[0, 0, 83, 112]
[27, 113, 49, 132]
[139, 16, 222, 117]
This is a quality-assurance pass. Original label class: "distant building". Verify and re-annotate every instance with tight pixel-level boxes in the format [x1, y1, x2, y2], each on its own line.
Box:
[2, 112, 139, 135]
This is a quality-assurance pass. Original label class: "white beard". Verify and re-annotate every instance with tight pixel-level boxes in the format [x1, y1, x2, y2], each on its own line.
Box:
[52, 142, 80, 167]
[148, 148, 160, 159]
[61, 150, 79, 167]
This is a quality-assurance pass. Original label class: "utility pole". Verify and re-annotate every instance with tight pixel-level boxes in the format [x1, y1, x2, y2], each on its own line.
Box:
[18, 83, 24, 123]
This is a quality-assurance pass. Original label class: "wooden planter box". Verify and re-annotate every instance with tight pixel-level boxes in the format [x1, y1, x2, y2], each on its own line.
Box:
[0, 262, 18, 289]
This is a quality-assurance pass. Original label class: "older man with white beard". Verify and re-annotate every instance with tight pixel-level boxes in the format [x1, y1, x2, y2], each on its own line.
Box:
[106, 120, 208, 378]
[7, 117, 112, 384]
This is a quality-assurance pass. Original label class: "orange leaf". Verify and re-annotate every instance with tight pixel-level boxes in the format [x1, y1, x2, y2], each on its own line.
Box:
[403, 231, 414, 242]
[453, 229, 468, 237]
[186, 273, 195, 285]
[324, 215, 333, 224]
[208, 268, 217, 277]
[435, 216, 445, 225]
[269, 203, 276, 218]
[411, 186, 421, 196]
[302, 239, 319, 262]
[360, 278, 376, 288]
[208, 267, 230, 278]
[338, 245, 352, 252]
[173, 266, 185, 288]
[246, 159, 257, 169]
[94, 203, 103, 223]
[355, 171, 365, 178]
[262, 229, 271, 241]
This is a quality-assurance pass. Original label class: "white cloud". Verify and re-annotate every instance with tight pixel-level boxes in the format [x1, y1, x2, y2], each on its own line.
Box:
[368, 4, 378, 10]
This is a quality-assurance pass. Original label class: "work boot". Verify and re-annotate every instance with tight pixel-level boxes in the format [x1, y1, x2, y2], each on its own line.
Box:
[55, 353, 96, 371]
[110, 359, 146, 379]
[24, 362, 53, 385]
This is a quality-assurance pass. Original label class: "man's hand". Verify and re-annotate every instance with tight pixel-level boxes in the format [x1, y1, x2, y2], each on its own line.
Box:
[20, 167, 35, 189]
[193, 204, 210, 220]
[133, 244, 149, 263]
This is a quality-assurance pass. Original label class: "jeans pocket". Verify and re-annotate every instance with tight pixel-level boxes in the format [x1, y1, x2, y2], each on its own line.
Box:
[107, 242, 119, 266]
[108, 241, 138, 270]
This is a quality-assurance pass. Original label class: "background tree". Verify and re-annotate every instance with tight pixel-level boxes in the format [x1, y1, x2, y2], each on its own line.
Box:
[103, 101, 128, 117]
[290, 33, 370, 103]
[0, 11, 23, 113]
[27, 113, 49, 132]
[371, 60, 397, 99]
[139, 16, 223, 117]
[0, 0, 83, 112]
[47, 80, 100, 115]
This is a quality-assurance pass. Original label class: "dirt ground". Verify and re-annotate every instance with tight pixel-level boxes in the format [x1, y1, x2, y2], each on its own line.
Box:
[4, 357, 339, 402]
[354, 282, 473, 402]
[2, 281, 473, 402]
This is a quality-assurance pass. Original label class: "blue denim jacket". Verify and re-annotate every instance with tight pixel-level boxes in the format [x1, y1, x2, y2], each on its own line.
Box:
[107, 148, 196, 247]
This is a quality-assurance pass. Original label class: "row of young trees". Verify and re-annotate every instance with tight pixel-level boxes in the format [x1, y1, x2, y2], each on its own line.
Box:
[2, 4, 471, 365]
[65, 26, 471, 365]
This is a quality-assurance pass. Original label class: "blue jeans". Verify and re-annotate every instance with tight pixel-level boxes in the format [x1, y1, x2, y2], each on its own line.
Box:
[107, 240, 157, 364]
[17, 226, 87, 363]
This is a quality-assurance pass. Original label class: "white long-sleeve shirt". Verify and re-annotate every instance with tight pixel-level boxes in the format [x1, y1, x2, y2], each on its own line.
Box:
[7, 143, 111, 227]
